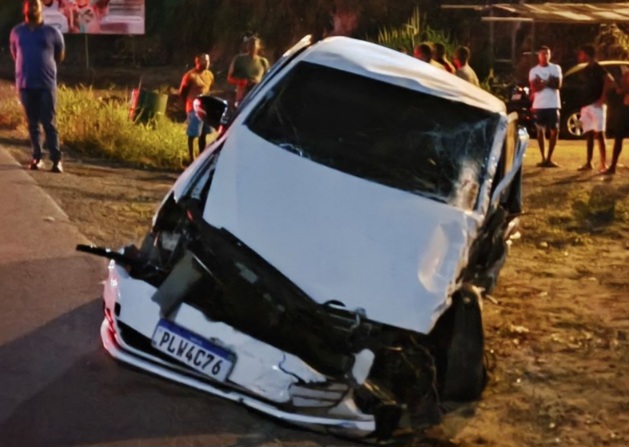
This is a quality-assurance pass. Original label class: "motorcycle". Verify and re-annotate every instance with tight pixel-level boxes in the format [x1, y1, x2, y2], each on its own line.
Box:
[506, 84, 535, 136]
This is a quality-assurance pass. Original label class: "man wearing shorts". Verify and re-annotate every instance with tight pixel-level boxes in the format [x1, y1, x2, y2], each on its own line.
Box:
[179, 53, 214, 164]
[529, 45, 562, 167]
[577, 44, 613, 172]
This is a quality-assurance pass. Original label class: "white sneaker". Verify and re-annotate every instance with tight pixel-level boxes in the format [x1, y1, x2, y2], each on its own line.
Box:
[29, 159, 44, 170]
[51, 162, 63, 173]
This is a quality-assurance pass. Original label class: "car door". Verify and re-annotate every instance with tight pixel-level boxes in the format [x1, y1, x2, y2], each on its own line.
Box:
[489, 112, 527, 216]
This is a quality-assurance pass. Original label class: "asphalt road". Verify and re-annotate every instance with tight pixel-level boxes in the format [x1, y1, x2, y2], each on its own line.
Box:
[0, 146, 352, 447]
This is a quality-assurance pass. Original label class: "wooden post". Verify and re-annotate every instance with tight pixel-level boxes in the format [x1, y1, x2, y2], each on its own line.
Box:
[531, 21, 536, 54]
[84, 33, 90, 69]
[489, 8, 495, 73]
[512, 22, 517, 66]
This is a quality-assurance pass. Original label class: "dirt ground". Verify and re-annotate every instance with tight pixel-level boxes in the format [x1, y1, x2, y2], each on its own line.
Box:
[2, 91, 629, 445]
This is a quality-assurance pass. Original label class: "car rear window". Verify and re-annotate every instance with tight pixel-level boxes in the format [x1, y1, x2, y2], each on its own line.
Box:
[246, 61, 501, 210]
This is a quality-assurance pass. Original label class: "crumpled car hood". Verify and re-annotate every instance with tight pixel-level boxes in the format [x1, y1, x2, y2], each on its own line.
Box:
[197, 128, 483, 334]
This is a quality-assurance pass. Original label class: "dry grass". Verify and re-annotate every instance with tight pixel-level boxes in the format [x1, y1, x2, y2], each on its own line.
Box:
[0, 81, 188, 169]
[57, 85, 187, 169]
[3, 74, 629, 446]
[0, 83, 23, 130]
[519, 156, 629, 249]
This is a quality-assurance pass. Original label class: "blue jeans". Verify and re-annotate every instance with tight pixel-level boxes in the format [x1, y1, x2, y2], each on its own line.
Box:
[19, 88, 61, 163]
[186, 110, 212, 137]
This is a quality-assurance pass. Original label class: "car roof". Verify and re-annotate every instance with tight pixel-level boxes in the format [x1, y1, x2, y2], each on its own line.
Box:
[565, 60, 629, 77]
[300, 36, 506, 115]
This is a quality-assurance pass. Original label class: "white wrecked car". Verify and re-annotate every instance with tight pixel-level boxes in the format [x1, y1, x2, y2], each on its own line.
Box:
[79, 35, 527, 441]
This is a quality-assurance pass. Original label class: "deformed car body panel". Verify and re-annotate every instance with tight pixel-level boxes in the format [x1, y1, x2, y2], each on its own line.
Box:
[86, 35, 529, 441]
[105, 262, 355, 405]
[100, 321, 376, 434]
[202, 127, 484, 334]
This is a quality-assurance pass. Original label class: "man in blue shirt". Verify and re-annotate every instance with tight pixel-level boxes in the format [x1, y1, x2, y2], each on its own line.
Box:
[10, 0, 65, 173]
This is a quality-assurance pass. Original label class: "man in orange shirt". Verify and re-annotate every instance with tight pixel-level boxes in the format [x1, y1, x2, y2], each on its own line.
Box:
[179, 53, 214, 163]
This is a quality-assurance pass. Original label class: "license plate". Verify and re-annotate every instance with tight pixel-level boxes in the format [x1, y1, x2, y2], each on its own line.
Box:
[511, 93, 522, 100]
[151, 320, 235, 382]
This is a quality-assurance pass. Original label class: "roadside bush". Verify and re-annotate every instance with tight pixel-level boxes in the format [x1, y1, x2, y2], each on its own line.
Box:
[56, 85, 186, 169]
[595, 24, 629, 60]
[372, 7, 457, 56]
[372, 7, 421, 53]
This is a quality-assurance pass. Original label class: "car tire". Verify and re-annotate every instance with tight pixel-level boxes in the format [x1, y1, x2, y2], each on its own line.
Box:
[561, 109, 584, 139]
[441, 285, 487, 402]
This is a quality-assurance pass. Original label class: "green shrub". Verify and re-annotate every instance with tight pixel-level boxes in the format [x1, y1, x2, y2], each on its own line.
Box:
[596, 24, 629, 60]
[371, 7, 457, 57]
[374, 7, 422, 53]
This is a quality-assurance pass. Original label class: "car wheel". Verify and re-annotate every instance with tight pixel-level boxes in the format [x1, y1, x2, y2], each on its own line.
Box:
[441, 285, 487, 402]
[561, 110, 584, 139]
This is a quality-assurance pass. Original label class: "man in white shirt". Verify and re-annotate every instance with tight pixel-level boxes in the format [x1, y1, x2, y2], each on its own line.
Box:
[529, 45, 562, 167]
[453, 46, 480, 87]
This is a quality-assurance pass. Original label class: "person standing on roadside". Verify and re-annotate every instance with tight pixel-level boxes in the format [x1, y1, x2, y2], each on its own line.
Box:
[10, 0, 65, 173]
[179, 53, 214, 164]
[529, 45, 562, 167]
[576, 44, 614, 172]
[227, 36, 270, 107]
[433, 43, 455, 73]
[604, 66, 629, 174]
[413, 43, 446, 70]
[453, 46, 480, 87]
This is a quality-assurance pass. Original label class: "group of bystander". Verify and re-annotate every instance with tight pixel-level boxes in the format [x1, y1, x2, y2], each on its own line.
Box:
[8, 1, 626, 173]
[412, 42, 481, 87]
[528, 44, 627, 175]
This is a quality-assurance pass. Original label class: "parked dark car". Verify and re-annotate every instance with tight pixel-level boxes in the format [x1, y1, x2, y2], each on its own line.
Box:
[560, 61, 629, 138]
[508, 60, 629, 139]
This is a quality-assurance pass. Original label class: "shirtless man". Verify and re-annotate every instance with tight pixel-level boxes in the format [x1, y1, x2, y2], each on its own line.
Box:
[179, 53, 214, 163]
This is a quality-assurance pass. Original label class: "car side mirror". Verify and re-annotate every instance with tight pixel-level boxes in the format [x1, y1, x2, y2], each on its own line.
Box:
[193, 95, 229, 130]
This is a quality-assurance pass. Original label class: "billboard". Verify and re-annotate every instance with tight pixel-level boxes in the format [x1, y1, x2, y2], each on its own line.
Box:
[43, 0, 145, 35]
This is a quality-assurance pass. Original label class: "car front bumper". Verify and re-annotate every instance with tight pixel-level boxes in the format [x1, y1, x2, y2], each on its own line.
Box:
[100, 261, 377, 438]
